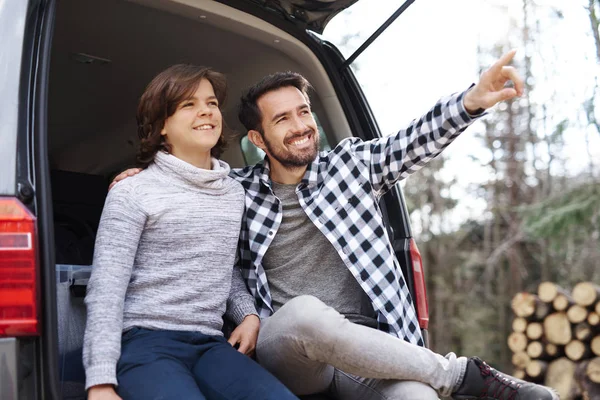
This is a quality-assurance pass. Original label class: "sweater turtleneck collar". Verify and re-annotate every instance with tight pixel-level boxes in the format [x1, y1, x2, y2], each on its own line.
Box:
[152, 151, 231, 191]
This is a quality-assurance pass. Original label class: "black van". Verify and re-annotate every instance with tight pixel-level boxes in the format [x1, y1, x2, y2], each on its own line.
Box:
[0, 0, 429, 398]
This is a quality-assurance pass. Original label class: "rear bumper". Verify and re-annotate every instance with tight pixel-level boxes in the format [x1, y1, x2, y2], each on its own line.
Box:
[0, 338, 18, 399]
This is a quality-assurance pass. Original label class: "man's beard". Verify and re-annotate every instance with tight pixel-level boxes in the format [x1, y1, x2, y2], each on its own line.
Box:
[263, 130, 320, 169]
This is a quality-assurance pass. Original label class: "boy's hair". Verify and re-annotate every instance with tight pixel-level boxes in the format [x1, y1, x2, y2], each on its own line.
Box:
[136, 64, 228, 167]
[238, 71, 312, 134]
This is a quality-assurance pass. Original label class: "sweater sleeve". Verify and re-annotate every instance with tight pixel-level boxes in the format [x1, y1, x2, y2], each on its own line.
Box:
[225, 258, 258, 325]
[83, 183, 146, 390]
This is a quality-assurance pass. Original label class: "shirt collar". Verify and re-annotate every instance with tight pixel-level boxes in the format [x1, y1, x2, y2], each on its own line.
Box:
[260, 155, 320, 191]
[258, 157, 272, 188]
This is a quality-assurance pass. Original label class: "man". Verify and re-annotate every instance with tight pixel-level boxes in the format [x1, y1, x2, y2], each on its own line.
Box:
[114, 50, 557, 399]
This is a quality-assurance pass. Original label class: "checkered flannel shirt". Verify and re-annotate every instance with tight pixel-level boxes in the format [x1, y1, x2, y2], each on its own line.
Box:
[230, 88, 482, 346]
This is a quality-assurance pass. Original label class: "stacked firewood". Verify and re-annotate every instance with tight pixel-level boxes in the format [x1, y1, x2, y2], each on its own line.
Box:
[510, 282, 600, 400]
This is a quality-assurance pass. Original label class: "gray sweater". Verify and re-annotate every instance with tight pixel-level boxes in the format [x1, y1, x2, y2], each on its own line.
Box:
[83, 152, 257, 389]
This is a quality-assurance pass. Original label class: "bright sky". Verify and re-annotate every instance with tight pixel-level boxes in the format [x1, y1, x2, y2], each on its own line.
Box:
[322, 0, 600, 233]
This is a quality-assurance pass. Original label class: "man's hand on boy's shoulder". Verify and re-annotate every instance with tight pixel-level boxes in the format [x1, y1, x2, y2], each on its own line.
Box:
[109, 168, 143, 190]
[88, 384, 122, 400]
[463, 49, 524, 115]
[227, 314, 260, 356]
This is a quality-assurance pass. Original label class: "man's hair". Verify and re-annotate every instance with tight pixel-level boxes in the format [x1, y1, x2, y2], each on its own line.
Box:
[136, 64, 228, 167]
[238, 71, 312, 134]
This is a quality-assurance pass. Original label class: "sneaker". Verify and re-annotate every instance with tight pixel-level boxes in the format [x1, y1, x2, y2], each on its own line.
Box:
[452, 357, 559, 400]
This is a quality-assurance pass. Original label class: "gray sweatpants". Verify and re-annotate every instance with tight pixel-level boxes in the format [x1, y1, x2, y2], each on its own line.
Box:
[256, 296, 467, 400]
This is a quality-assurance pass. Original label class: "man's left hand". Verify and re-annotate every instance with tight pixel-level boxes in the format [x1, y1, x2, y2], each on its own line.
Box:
[227, 314, 260, 356]
[463, 49, 524, 114]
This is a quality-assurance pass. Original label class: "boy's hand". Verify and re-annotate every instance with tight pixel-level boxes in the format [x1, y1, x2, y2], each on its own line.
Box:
[109, 168, 143, 190]
[227, 314, 260, 356]
[463, 49, 524, 114]
[88, 384, 122, 400]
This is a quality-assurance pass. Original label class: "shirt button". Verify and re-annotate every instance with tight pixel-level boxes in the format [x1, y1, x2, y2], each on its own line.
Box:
[268, 231, 274, 236]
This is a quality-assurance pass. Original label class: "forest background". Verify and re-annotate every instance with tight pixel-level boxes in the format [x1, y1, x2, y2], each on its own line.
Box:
[322, 0, 600, 372]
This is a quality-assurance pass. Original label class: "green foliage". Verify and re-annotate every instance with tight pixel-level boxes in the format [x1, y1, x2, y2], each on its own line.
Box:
[521, 182, 600, 239]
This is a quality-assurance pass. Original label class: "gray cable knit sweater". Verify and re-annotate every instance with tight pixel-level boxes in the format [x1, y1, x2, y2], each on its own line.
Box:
[83, 152, 257, 389]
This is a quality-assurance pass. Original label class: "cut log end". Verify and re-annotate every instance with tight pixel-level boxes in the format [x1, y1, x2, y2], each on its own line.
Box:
[526, 360, 548, 379]
[512, 317, 528, 333]
[527, 341, 544, 359]
[512, 351, 531, 369]
[546, 343, 559, 357]
[576, 360, 600, 400]
[588, 311, 600, 327]
[592, 336, 600, 357]
[526, 322, 544, 340]
[508, 332, 528, 353]
[538, 281, 559, 303]
[573, 282, 600, 307]
[553, 293, 574, 311]
[513, 369, 526, 380]
[567, 305, 589, 324]
[587, 357, 600, 383]
[512, 293, 539, 318]
[545, 358, 578, 400]
[565, 340, 591, 361]
[544, 312, 573, 345]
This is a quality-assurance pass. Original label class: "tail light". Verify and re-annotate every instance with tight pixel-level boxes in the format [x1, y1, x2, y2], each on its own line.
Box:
[409, 238, 429, 330]
[0, 197, 40, 336]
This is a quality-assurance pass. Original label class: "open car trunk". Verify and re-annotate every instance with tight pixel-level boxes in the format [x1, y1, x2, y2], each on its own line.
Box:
[48, 0, 354, 397]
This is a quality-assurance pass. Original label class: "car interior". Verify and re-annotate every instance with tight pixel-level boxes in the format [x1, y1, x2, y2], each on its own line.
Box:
[49, 0, 354, 397]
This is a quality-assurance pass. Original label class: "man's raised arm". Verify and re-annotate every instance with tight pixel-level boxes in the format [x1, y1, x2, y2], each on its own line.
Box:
[347, 49, 524, 195]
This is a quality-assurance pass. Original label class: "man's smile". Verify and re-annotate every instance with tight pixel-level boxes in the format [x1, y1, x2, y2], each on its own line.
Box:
[287, 132, 313, 148]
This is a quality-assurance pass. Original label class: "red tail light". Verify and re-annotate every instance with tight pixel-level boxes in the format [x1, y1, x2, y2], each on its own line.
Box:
[0, 197, 40, 336]
[409, 238, 429, 330]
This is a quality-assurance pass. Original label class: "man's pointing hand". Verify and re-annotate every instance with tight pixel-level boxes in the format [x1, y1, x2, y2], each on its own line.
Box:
[463, 49, 524, 114]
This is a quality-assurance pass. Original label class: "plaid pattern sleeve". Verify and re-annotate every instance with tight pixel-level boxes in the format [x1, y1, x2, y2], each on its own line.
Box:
[350, 87, 483, 195]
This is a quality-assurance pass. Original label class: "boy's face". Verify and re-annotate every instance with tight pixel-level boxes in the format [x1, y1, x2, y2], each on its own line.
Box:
[250, 86, 319, 169]
[161, 78, 222, 159]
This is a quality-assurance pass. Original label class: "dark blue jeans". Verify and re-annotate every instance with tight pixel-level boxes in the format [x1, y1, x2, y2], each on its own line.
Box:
[117, 328, 298, 400]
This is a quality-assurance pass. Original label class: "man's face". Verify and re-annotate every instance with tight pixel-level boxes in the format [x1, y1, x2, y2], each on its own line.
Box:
[161, 78, 222, 159]
[254, 86, 319, 169]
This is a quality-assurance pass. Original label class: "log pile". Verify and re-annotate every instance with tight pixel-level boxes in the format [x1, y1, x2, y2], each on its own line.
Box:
[510, 282, 600, 400]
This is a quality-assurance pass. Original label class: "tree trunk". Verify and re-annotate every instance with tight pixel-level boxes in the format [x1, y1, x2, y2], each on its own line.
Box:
[587, 0, 600, 64]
